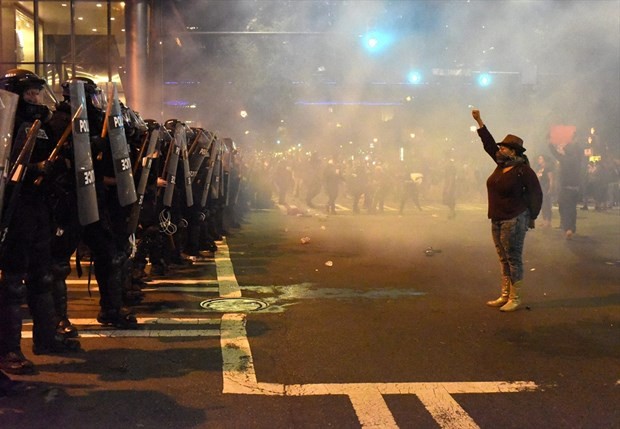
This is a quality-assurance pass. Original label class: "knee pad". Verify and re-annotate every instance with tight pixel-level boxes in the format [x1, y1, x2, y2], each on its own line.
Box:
[0, 274, 27, 304]
[111, 251, 127, 272]
[29, 273, 54, 294]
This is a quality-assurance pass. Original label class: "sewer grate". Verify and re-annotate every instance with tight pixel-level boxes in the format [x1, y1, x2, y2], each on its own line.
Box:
[199, 297, 269, 312]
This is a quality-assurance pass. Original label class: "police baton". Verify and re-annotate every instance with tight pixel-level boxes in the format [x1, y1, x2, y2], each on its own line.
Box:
[0, 119, 42, 253]
[34, 105, 83, 185]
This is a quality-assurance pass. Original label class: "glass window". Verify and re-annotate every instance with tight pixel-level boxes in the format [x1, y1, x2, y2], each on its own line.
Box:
[73, 0, 111, 82]
[1, 1, 127, 102]
[38, 1, 71, 89]
[110, 1, 126, 85]
[0, 1, 35, 72]
[15, 8, 35, 64]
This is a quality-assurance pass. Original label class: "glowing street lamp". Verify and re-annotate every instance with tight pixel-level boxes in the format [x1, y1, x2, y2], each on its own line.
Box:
[477, 73, 492, 87]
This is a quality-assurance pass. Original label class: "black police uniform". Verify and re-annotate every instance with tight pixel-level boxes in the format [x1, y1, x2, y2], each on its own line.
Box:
[0, 70, 80, 375]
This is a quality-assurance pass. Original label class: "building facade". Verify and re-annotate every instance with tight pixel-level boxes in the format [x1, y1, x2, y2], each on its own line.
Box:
[0, 0, 155, 116]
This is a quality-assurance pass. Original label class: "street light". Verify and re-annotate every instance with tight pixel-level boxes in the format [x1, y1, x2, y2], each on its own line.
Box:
[407, 70, 423, 84]
[361, 31, 394, 54]
[477, 73, 492, 87]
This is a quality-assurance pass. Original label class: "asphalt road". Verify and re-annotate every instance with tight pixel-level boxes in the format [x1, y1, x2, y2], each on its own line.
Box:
[2, 197, 619, 429]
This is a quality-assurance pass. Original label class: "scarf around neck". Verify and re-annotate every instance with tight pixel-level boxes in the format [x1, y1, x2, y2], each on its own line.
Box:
[496, 153, 528, 169]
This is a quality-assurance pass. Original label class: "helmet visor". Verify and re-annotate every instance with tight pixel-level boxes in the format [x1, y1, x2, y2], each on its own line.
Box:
[23, 81, 58, 110]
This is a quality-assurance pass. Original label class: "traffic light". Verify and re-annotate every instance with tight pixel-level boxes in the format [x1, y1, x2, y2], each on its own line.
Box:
[361, 31, 394, 54]
[477, 73, 492, 87]
[407, 70, 423, 84]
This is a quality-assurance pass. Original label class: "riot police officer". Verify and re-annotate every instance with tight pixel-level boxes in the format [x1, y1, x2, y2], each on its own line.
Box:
[54, 77, 137, 329]
[0, 69, 80, 375]
[72, 78, 138, 328]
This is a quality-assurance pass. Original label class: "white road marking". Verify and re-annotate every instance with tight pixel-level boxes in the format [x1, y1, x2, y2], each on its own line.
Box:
[22, 317, 221, 338]
[66, 279, 218, 285]
[215, 238, 539, 429]
[67, 285, 218, 293]
[215, 240, 242, 298]
[22, 329, 219, 338]
[48, 237, 539, 427]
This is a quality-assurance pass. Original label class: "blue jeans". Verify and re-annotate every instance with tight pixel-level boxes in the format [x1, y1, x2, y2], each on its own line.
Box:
[491, 210, 530, 282]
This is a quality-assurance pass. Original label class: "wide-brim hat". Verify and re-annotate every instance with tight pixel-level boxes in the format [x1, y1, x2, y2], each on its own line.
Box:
[498, 134, 526, 153]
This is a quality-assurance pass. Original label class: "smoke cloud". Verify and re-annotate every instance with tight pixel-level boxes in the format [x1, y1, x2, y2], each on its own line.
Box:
[159, 0, 619, 163]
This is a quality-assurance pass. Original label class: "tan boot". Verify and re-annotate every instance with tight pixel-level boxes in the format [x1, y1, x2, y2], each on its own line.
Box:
[500, 280, 522, 312]
[486, 276, 510, 307]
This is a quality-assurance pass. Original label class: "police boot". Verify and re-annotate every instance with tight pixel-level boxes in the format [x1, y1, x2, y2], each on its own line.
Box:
[0, 350, 35, 375]
[97, 307, 138, 329]
[29, 289, 80, 355]
[122, 258, 144, 306]
[486, 276, 511, 307]
[123, 279, 145, 306]
[0, 277, 35, 375]
[97, 254, 138, 329]
[0, 316, 36, 375]
[199, 223, 218, 252]
[51, 262, 78, 338]
[149, 259, 168, 277]
[500, 280, 523, 312]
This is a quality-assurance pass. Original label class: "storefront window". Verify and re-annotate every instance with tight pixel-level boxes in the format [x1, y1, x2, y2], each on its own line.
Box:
[38, 1, 71, 87]
[15, 8, 35, 63]
[1, 0, 125, 91]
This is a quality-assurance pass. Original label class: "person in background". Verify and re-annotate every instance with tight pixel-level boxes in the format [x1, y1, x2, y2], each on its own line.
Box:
[442, 149, 457, 219]
[536, 154, 555, 227]
[323, 159, 343, 214]
[548, 140, 583, 239]
[472, 109, 542, 312]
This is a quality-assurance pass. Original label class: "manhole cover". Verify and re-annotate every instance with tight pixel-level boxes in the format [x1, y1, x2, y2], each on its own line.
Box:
[199, 297, 269, 312]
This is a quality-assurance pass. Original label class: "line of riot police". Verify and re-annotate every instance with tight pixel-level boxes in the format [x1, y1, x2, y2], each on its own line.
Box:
[0, 69, 242, 388]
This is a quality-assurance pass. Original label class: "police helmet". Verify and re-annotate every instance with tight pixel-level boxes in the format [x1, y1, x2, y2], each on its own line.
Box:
[61, 77, 106, 110]
[0, 68, 46, 94]
[0, 69, 57, 120]
[144, 119, 160, 131]
[163, 119, 179, 133]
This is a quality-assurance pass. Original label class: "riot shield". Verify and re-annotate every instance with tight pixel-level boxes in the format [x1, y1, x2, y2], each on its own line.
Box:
[70, 81, 99, 225]
[188, 129, 214, 182]
[162, 126, 181, 208]
[200, 139, 220, 207]
[212, 139, 223, 199]
[177, 124, 193, 207]
[127, 126, 160, 234]
[104, 82, 137, 207]
[0, 89, 18, 220]
[222, 138, 233, 206]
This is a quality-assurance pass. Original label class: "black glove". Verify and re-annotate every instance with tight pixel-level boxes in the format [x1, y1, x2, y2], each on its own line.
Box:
[35, 160, 52, 176]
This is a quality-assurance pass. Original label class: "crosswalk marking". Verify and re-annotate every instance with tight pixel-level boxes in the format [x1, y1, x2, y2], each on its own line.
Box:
[214, 239, 539, 429]
[22, 317, 221, 338]
[22, 329, 220, 338]
[52, 236, 539, 428]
